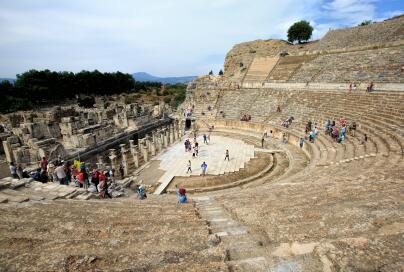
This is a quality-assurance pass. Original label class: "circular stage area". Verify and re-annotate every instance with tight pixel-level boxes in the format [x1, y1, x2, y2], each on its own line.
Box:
[137, 135, 257, 194]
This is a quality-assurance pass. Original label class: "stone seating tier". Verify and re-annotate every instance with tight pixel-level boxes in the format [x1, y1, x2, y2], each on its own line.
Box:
[289, 46, 404, 83]
[0, 195, 226, 271]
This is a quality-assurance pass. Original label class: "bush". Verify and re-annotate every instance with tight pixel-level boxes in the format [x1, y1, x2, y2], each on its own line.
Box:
[163, 97, 171, 104]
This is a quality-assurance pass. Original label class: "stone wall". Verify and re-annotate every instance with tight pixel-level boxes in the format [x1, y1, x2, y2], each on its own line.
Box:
[315, 15, 404, 51]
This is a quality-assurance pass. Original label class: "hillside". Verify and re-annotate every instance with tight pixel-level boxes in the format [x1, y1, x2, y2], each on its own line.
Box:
[132, 72, 197, 84]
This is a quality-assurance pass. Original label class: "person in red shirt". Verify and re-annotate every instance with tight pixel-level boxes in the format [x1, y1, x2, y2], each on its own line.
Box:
[40, 157, 48, 172]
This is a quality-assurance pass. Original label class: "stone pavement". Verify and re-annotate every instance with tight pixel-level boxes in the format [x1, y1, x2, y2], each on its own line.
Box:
[153, 135, 255, 194]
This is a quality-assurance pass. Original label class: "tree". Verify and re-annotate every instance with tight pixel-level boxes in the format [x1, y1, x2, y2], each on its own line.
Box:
[287, 20, 313, 44]
[359, 20, 372, 26]
[77, 95, 95, 108]
[208, 70, 214, 75]
[218, 69, 224, 76]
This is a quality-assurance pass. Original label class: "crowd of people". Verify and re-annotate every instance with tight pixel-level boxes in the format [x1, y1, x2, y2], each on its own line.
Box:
[281, 116, 294, 128]
[348, 81, 374, 92]
[9, 156, 117, 199]
[323, 117, 352, 143]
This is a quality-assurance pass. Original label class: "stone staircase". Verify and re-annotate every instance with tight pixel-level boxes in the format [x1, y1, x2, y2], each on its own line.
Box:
[243, 56, 279, 83]
[194, 196, 270, 271]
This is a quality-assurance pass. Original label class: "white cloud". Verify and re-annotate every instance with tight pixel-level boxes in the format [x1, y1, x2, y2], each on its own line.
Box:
[0, 0, 400, 77]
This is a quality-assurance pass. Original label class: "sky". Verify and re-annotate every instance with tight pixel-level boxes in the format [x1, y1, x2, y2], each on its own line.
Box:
[0, 0, 402, 78]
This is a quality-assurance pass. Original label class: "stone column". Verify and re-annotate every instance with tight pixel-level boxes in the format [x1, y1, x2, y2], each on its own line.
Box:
[2, 141, 14, 162]
[150, 132, 157, 156]
[108, 149, 119, 171]
[173, 120, 178, 141]
[162, 128, 168, 148]
[155, 130, 162, 154]
[169, 124, 175, 144]
[129, 140, 139, 168]
[96, 155, 105, 170]
[139, 138, 149, 162]
[119, 144, 129, 176]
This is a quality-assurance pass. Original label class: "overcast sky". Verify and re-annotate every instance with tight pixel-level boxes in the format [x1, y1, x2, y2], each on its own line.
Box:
[0, 0, 402, 78]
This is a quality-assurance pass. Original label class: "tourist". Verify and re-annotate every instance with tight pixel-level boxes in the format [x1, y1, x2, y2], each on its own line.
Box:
[264, 129, 268, 138]
[366, 81, 374, 92]
[364, 134, 368, 142]
[203, 134, 208, 144]
[225, 149, 230, 161]
[30, 169, 41, 181]
[99, 172, 112, 199]
[341, 125, 346, 138]
[47, 162, 56, 182]
[39, 170, 49, 183]
[78, 168, 89, 189]
[277, 105, 281, 112]
[299, 138, 304, 148]
[136, 184, 146, 200]
[324, 120, 331, 135]
[16, 164, 24, 179]
[349, 83, 352, 92]
[261, 137, 265, 148]
[176, 185, 187, 204]
[40, 157, 48, 172]
[77, 170, 84, 187]
[55, 163, 67, 185]
[351, 122, 357, 137]
[186, 160, 192, 173]
[92, 169, 100, 192]
[9, 162, 18, 179]
[64, 161, 71, 185]
[201, 161, 207, 176]
[309, 130, 315, 143]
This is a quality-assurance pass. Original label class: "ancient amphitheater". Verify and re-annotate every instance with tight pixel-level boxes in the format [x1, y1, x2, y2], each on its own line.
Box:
[0, 16, 403, 271]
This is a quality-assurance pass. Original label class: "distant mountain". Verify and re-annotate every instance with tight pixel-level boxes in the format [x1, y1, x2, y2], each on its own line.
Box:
[0, 78, 15, 83]
[132, 72, 196, 84]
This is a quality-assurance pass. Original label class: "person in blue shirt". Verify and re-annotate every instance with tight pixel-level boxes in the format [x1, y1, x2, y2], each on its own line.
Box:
[201, 162, 207, 176]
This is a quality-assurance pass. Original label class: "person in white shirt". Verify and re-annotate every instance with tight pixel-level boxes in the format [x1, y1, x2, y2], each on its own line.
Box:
[54, 164, 67, 185]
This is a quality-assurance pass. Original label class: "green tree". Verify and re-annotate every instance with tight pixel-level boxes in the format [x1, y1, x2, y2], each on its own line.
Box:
[287, 20, 313, 44]
[359, 20, 372, 26]
[208, 70, 214, 75]
[218, 69, 224, 76]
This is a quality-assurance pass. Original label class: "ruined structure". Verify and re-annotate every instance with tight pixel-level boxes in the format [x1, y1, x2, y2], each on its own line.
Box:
[0, 99, 169, 170]
[0, 16, 403, 271]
